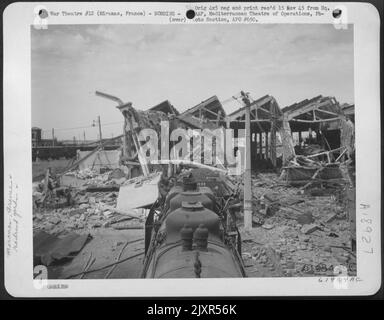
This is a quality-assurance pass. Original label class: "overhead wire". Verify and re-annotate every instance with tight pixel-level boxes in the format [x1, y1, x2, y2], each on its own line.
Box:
[40, 121, 124, 133]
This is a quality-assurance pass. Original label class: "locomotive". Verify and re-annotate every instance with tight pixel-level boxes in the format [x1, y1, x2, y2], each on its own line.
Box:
[141, 169, 246, 278]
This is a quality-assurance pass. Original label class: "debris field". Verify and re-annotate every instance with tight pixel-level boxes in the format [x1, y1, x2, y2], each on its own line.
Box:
[32, 92, 356, 279]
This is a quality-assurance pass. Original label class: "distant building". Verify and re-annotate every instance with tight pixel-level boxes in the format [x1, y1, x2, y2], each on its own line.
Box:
[31, 127, 57, 147]
[31, 127, 42, 147]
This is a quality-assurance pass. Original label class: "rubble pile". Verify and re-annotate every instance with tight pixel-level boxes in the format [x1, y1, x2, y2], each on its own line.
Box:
[239, 172, 356, 277]
[64, 167, 129, 187]
[33, 168, 149, 238]
[34, 190, 145, 236]
[33, 162, 355, 279]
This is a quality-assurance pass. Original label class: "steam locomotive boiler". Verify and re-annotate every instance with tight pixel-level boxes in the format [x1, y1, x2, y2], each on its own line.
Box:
[141, 170, 246, 278]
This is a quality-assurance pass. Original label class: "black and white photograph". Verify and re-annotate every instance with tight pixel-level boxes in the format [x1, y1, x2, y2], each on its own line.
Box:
[2, 1, 381, 297]
[30, 23, 356, 279]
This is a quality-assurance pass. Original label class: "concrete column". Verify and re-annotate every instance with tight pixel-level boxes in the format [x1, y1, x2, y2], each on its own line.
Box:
[242, 92, 253, 230]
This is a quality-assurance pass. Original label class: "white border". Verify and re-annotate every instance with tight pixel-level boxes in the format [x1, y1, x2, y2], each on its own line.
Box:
[3, 2, 381, 297]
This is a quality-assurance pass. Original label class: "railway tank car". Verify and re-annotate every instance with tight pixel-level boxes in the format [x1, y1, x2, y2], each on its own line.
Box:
[141, 171, 246, 278]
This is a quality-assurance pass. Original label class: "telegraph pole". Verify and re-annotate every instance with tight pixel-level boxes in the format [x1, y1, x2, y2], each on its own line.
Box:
[52, 128, 55, 146]
[98, 115, 103, 146]
[241, 91, 253, 230]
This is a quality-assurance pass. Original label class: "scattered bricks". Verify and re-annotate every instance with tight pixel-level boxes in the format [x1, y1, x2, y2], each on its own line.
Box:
[43, 223, 55, 231]
[113, 177, 126, 185]
[252, 215, 264, 226]
[242, 252, 252, 260]
[54, 198, 69, 209]
[107, 192, 117, 199]
[309, 188, 329, 197]
[324, 246, 332, 252]
[103, 210, 113, 217]
[300, 223, 319, 235]
[66, 222, 77, 229]
[299, 235, 310, 242]
[259, 257, 267, 264]
[327, 232, 339, 238]
[108, 215, 133, 225]
[325, 213, 338, 223]
[90, 222, 102, 228]
[33, 214, 43, 221]
[77, 195, 89, 204]
[102, 221, 111, 228]
[109, 168, 126, 180]
[312, 212, 320, 219]
[284, 269, 294, 277]
[61, 208, 70, 214]
[112, 222, 143, 230]
[296, 213, 314, 225]
[48, 216, 60, 225]
[79, 203, 89, 209]
[336, 255, 349, 264]
[76, 223, 85, 229]
[297, 244, 307, 250]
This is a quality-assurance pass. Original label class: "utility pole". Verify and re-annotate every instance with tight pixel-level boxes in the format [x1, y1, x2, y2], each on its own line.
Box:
[271, 99, 277, 167]
[52, 128, 55, 146]
[83, 131, 86, 143]
[241, 91, 253, 230]
[98, 115, 103, 146]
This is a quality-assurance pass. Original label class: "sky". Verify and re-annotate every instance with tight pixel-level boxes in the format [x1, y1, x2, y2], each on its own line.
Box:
[31, 24, 354, 140]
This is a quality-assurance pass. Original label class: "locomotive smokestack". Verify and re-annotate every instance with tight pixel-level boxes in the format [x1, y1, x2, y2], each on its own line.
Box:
[182, 174, 198, 191]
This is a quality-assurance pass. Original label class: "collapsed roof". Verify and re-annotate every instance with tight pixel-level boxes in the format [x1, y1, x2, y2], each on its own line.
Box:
[341, 103, 355, 123]
[226, 94, 282, 132]
[282, 95, 345, 132]
[177, 95, 226, 130]
[148, 100, 179, 116]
